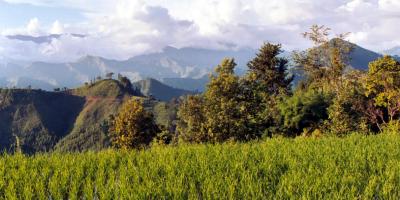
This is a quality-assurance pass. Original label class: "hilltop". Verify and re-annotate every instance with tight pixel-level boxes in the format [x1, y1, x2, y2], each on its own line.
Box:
[54, 79, 138, 152]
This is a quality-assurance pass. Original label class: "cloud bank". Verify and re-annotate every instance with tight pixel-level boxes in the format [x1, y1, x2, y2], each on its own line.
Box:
[1, 0, 400, 62]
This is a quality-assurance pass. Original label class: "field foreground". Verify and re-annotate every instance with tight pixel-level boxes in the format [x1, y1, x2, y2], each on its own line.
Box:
[1, 134, 400, 199]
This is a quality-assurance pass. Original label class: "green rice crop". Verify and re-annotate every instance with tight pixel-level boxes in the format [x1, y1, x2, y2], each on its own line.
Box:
[1, 134, 400, 199]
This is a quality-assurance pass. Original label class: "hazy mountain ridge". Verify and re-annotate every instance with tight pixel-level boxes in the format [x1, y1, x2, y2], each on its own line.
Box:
[0, 41, 397, 92]
[0, 46, 257, 91]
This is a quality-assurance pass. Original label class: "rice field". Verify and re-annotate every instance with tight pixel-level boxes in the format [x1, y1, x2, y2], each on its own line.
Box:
[1, 134, 400, 199]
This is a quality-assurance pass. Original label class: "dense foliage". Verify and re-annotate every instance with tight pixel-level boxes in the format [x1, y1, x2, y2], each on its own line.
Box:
[176, 43, 293, 142]
[174, 25, 400, 143]
[1, 134, 400, 199]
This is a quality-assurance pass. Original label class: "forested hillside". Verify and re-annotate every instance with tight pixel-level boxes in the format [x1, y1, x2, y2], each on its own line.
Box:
[0, 77, 180, 153]
[0, 89, 84, 152]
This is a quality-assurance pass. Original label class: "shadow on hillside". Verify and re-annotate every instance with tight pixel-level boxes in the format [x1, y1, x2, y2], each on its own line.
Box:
[35, 92, 86, 139]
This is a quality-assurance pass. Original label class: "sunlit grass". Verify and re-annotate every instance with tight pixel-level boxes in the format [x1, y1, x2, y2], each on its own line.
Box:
[1, 134, 400, 199]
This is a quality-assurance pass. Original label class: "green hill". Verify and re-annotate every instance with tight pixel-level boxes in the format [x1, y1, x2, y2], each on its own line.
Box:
[54, 79, 139, 152]
[0, 79, 164, 153]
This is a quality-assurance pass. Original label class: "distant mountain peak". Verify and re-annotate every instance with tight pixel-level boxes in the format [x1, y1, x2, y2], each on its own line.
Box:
[311, 38, 382, 70]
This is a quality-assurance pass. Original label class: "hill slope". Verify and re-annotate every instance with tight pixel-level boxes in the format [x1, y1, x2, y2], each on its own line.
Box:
[348, 42, 382, 70]
[0, 89, 85, 153]
[311, 39, 382, 70]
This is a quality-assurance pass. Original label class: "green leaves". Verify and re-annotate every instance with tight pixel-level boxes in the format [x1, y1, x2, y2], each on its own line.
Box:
[365, 56, 400, 124]
[278, 89, 331, 134]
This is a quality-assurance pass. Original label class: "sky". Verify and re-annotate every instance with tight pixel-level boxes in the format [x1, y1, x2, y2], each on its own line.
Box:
[0, 0, 399, 62]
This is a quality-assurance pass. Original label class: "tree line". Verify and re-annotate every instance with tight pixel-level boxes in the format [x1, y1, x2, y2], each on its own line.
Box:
[109, 25, 400, 149]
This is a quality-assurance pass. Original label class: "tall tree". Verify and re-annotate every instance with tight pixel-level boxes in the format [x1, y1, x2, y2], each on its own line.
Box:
[292, 25, 361, 135]
[247, 43, 293, 95]
[293, 25, 353, 92]
[203, 58, 249, 141]
[242, 43, 293, 136]
[110, 98, 159, 149]
[177, 58, 251, 142]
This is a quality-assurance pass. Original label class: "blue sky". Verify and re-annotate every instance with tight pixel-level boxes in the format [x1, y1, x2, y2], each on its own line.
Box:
[0, 0, 83, 29]
[0, 0, 399, 62]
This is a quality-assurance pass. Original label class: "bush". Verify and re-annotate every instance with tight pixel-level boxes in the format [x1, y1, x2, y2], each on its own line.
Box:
[278, 89, 331, 136]
[110, 98, 159, 149]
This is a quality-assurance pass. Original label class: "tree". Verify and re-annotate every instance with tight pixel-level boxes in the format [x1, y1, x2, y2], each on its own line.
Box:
[364, 56, 400, 130]
[203, 58, 249, 141]
[105, 72, 114, 79]
[118, 75, 131, 88]
[176, 95, 208, 143]
[117, 75, 140, 95]
[110, 98, 159, 149]
[291, 25, 360, 135]
[293, 25, 353, 92]
[326, 70, 370, 135]
[241, 43, 293, 136]
[246, 43, 293, 95]
[177, 58, 250, 142]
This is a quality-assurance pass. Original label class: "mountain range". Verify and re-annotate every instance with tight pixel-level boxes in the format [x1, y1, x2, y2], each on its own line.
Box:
[0, 38, 398, 93]
[0, 45, 256, 92]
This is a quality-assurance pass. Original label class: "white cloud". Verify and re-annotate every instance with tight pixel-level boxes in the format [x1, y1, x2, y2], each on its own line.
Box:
[1, 0, 400, 62]
[378, 0, 400, 12]
[27, 18, 41, 36]
[338, 0, 373, 12]
[348, 31, 369, 43]
[50, 21, 64, 34]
